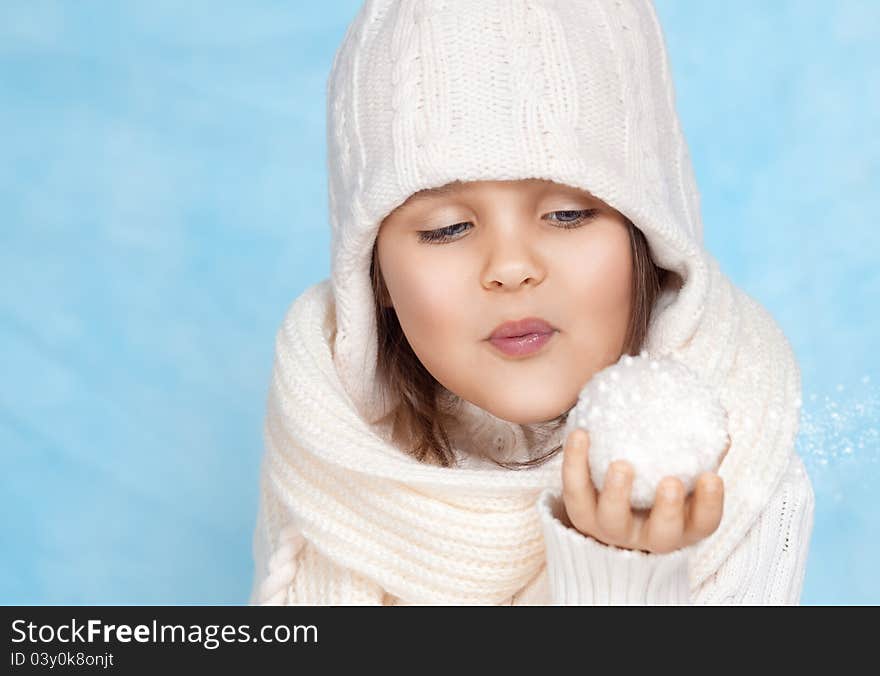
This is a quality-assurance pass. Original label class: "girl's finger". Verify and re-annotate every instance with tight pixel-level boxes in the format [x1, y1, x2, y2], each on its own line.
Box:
[684, 473, 724, 544]
[645, 477, 687, 553]
[596, 460, 635, 544]
[561, 428, 597, 528]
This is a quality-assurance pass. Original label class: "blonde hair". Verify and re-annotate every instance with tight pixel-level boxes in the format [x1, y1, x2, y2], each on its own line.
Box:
[369, 218, 669, 469]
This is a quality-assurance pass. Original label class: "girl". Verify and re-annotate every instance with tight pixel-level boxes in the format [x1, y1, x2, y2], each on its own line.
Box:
[249, 0, 815, 605]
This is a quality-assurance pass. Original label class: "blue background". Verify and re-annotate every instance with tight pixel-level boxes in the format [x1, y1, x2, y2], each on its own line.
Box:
[2, 1, 877, 604]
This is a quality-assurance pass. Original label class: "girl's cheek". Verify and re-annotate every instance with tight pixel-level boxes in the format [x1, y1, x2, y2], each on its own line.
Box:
[562, 257, 628, 315]
[394, 272, 468, 341]
[565, 230, 631, 308]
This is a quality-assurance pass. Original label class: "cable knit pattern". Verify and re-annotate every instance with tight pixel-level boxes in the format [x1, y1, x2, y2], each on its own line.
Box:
[248, 0, 816, 605]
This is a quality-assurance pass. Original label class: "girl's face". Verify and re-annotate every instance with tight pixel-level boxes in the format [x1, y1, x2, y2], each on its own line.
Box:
[376, 178, 632, 424]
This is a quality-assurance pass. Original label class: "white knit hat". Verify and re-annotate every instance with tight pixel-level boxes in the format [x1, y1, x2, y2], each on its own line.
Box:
[327, 0, 710, 424]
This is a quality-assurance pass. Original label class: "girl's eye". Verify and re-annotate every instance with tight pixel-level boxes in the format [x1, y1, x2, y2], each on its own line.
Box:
[546, 208, 600, 227]
[417, 221, 471, 243]
[416, 208, 599, 244]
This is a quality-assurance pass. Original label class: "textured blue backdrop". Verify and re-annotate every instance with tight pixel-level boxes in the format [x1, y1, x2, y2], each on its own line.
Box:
[1, 1, 877, 604]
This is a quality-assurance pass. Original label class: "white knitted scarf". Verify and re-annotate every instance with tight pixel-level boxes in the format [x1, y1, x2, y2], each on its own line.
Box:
[259, 248, 801, 604]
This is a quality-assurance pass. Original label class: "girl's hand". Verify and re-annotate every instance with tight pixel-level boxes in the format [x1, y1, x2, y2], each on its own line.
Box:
[561, 428, 728, 554]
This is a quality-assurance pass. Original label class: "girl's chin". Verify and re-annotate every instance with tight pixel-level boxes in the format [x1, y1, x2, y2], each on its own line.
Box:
[479, 400, 570, 426]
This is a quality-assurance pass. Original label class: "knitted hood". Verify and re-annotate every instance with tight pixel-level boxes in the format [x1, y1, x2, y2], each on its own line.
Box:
[329, 0, 710, 425]
[256, 0, 803, 602]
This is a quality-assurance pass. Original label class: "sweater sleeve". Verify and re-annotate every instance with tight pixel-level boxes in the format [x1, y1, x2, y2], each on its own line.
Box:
[537, 452, 815, 605]
[690, 453, 815, 604]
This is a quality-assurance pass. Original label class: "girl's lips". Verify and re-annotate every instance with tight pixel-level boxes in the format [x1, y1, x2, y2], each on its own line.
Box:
[488, 330, 557, 357]
[489, 317, 556, 339]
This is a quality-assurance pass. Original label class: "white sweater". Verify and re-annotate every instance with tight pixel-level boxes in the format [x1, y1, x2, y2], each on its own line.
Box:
[535, 457, 814, 604]
[249, 438, 815, 606]
[249, 0, 816, 606]
[249, 340, 815, 605]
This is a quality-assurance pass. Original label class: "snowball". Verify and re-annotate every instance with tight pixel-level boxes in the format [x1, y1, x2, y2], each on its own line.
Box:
[564, 351, 730, 509]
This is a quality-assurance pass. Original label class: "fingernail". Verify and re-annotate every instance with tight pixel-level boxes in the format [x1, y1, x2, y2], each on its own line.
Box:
[662, 484, 679, 500]
[608, 470, 626, 487]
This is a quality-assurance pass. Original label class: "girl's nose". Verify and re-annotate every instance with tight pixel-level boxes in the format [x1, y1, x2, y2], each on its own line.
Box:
[480, 229, 546, 291]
